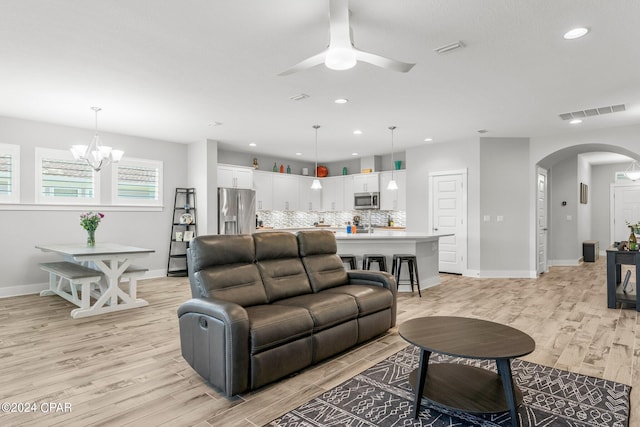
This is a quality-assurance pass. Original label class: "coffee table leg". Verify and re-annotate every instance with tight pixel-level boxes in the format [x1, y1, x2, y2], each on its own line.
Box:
[496, 358, 519, 427]
[412, 349, 431, 418]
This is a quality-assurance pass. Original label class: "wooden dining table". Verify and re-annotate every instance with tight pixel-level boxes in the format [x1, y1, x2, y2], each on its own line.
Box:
[36, 242, 154, 318]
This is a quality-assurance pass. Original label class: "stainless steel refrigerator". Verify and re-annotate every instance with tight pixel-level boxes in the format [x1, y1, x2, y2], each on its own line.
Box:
[218, 188, 256, 235]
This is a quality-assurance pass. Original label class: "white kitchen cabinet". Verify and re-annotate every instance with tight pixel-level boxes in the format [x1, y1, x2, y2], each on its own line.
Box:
[298, 176, 322, 211]
[380, 170, 406, 211]
[253, 170, 273, 211]
[321, 176, 345, 211]
[272, 174, 299, 211]
[352, 173, 379, 193]
[218, 164, 254, 189]
[342, 175, 354, 210]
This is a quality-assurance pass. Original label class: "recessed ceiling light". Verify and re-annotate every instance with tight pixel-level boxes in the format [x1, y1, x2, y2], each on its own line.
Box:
[476, 129, 488, 134]
[208, 121, 222, 127]
[569, 119, 583, 124]
[353, 130, 362, 135]
[352, 152, 358, 156]
[563, 27, 589, 40]
[249, 142, 256, 147]
[334, 98, 349, 104]
[295, 152, 302, 156]
[424, 138, 433, 142]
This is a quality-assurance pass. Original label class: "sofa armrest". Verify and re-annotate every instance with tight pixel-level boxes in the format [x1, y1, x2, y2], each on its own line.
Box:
[347, 270, 397, 292]
[177, 297, 250, 396]
[347, 270, 398, 327]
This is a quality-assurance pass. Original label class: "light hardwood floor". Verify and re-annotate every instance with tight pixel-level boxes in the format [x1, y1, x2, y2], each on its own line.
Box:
[0, 258, 637, 426]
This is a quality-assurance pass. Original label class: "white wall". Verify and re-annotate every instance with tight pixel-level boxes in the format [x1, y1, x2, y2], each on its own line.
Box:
[0, 116, 188, 296]
[406, 138, 481, 273]
[479, 137, 531, 275]
[548, 156, 578, 264]
[576, 154, 592, 256]
[188, 140, 218, 235]
[591, 163, 625, 250]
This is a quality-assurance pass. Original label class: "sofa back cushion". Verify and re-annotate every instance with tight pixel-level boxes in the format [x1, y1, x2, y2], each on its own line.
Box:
[254, 232, 312, 302]
[188, 235, 268, 306]
[297, 231, 349, 292]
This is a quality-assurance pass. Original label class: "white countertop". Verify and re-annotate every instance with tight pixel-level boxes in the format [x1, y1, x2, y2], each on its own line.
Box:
[334, 231, 452, 240]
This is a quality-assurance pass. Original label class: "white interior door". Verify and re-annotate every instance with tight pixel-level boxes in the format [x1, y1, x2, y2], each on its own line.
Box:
[536, 168, 548, 275]
[612, 183, 640, 242]
[430, 171, 466, 274]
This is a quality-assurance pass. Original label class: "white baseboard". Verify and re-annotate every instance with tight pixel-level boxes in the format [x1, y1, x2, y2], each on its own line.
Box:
[476, 270, 537, 279]
[0, 269, 168, 299]
[397, 275, 440, 293]
[548, 259, 582, 267]
[0, 282, 49, 298]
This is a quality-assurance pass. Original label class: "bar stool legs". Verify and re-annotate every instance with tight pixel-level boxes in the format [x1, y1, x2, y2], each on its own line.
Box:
[362, 254, 387, 272]
[392, 254, 421, 297]
[339, 254, 357, 270]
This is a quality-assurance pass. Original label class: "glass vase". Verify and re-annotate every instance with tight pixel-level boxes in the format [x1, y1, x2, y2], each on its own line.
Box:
[87, 229, 96, 247]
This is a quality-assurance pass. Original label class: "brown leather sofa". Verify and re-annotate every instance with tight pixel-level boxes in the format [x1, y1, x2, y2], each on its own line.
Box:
[177, 230, 397, 397]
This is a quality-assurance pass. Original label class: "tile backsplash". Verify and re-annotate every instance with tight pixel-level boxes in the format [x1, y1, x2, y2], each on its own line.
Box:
[257, 210, 406, 229]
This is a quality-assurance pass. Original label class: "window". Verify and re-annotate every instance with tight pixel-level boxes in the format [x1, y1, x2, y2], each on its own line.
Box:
[0, 143, 20, 203]
[112, 158, 163, 205]
[35, 148, 100, 204]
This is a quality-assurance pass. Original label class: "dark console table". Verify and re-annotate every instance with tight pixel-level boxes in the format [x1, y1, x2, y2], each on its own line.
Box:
[399, 316, 535, 427]
[606, 247, 640, 311]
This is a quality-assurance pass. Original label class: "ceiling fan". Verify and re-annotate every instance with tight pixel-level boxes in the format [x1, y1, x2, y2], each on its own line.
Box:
[278, 0, 415, 76]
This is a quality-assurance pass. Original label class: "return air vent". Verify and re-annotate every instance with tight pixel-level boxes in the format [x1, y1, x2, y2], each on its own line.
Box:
[559, 104, 626, 120]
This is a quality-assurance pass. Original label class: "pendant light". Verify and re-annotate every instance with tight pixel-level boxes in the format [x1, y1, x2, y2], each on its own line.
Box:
[311, 125, 322, 189]
[70, 107, 124, 172]
[624, 161, 640, 181]
[387, 126, 398, 190]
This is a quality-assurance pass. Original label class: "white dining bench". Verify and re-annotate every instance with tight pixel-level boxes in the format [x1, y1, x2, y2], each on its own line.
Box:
[39, 261, 104, 318]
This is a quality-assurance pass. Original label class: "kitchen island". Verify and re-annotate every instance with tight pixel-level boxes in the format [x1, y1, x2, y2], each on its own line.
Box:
[334, 232, 452, 292]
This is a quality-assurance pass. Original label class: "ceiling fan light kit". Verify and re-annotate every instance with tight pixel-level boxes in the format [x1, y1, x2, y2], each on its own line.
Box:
[279, 0, 415, 76]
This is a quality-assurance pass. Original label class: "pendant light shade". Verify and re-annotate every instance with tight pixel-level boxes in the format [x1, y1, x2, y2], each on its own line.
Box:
[387, 126, 398, 191]
[624, 161, 640, 181]
[70, 107, 124, 171]
[311, 125, 322, 189]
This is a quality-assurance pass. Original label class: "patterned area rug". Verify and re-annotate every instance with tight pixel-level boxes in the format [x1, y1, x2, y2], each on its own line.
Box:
[267, 346, 631, 427]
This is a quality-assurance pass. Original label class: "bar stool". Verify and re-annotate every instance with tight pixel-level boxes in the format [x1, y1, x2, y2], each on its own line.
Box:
[392, 254, 421, 297]
[363, 254, 387, 272]
[339, 254, 357, 270]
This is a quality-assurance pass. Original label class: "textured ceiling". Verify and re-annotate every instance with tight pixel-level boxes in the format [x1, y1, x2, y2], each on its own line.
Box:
[0, 0, 639, 162]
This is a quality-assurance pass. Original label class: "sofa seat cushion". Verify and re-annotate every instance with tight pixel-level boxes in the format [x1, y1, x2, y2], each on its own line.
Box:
[274, 292, 358, 332]
[323, 284, 393, 317]
[245, 305, 314, 354]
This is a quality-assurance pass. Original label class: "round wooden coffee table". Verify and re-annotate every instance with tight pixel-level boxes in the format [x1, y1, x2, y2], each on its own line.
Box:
[399, 316, 535, 427]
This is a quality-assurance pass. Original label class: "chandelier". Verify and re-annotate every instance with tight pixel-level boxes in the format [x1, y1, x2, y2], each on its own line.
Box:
[71, 107, 124, 171]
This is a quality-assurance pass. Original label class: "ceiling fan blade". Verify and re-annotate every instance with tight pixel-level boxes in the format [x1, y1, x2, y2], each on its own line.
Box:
[278, 50, 328, 76]
[354, 49, 415, 73]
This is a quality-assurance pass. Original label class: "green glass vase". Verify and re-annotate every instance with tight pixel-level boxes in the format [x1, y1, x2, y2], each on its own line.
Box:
[87, 229, 96, 247]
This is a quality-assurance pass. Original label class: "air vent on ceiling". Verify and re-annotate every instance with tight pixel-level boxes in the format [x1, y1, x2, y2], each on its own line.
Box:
[289, 93, 310, 101]
[559, 104, 626, 120]
[434, 41, 465, 54]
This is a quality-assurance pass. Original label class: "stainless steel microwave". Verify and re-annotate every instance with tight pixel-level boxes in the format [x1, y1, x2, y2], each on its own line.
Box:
[354, 192, 380, 210]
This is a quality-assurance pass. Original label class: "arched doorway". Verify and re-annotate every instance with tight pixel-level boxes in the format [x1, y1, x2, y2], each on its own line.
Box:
[536, 143, 639, 273]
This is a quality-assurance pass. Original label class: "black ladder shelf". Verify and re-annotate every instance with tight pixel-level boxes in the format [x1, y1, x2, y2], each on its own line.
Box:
[167, 188, 197, 277]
